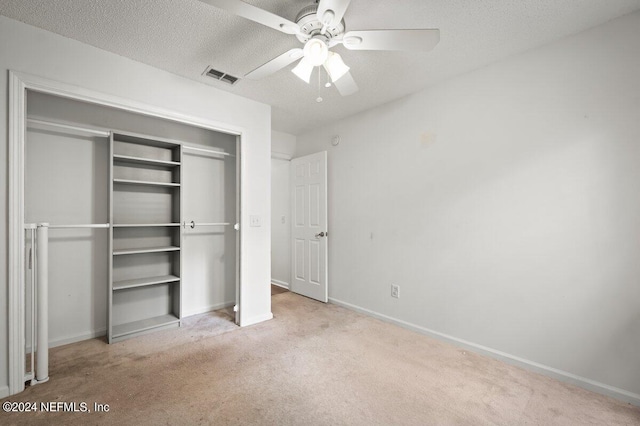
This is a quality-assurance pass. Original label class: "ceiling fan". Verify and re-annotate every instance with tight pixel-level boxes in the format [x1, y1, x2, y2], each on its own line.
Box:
[202, 0, 440, 97]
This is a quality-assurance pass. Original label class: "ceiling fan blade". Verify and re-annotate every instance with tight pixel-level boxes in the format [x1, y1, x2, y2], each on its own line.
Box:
[201, 0, 300, 35]
[245, 48, 303, 80]
[317, 0, 351, 28]
[334, 71, 359, 96]
[342, 29, 440, 51]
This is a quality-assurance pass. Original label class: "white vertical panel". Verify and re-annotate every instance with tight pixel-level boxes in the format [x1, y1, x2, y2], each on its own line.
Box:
[309, 240, 320, 285]
[295, 239, 305, 280]
[295, 163, 306, 178]
[295, 185, 305, 226]
[310, 160, 320, 175]
[309, 183, 320, 227]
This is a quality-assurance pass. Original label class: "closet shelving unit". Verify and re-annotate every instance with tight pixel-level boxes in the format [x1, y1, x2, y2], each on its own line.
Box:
[109, 131, 183, 343]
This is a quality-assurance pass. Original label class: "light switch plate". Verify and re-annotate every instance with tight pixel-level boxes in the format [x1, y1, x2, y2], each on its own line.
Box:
[250, 215, 262, 227]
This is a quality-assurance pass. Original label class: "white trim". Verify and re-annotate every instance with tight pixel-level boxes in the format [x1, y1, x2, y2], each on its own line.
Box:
[271, 279, 290, 289]
[8, 71, 26, 396]
[237, 134, 248, 326]
[8, 70, 248, 397]
[0, 385, 9, 399]
[242, 312, 274, 327]
[271, 151, 292, 161]
[25, 329, 108, 351]
[182, 301, 236, 318]
[328, 297, 640, 407]
[50, 329, 106, 349]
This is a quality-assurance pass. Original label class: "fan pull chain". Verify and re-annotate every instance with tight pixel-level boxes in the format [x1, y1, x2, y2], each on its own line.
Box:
[316, 67, 323, 103]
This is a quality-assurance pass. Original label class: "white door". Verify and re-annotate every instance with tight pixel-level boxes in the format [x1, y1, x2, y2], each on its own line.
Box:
[182, 149, 238, 323]
[290, 152, 328, 302]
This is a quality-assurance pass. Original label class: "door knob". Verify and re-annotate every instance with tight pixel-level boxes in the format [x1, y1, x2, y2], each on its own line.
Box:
[315, 231, 326, 238]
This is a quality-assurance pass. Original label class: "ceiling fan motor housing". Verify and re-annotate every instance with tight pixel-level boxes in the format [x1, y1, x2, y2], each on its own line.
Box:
[295, 4, 345, 43]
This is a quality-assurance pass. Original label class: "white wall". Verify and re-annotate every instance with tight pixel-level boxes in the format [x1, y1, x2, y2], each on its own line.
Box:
[272, 130, 296, 157]
[0, 16, 272, 396]
[25, 126, 109, 347]
[271, 131, 297, 287]
[296, 11, 640, 403]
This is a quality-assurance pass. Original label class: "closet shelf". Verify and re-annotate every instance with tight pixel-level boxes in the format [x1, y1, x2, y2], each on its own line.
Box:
[113, 246, 180, 256]
[113, 178, 180, 187]
[114, 135, 181, 149]
[113, 275, 180, 291]
[113, 223, 181, 228]
[113, 154, 180, 167]
[112, 314, 180, 339]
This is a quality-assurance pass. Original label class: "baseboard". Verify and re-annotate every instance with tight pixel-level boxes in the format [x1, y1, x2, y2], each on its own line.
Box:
[0, 384, 9, 399]
[328, 297, 640, 407]
[183, 301, 235, 318]
[241, 312, 273, 327]
[34, 328, 107, 349]
[271, 279, 289, 289]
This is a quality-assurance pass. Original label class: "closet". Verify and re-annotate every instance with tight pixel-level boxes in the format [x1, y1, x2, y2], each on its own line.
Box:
[25, 91, 239, 345]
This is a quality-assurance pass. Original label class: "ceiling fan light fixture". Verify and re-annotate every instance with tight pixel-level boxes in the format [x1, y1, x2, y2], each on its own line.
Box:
[292, 58, 314, 83]
[323, 52, 350, 82]
[303, 38, 329, 66]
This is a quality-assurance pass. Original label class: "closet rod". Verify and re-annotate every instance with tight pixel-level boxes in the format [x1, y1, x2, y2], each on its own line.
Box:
[25, 223, 110, 229]
[27, 118, 111, 137]
[47, 224, 110, 229]
[184, 221, 231, 229]
[182, 145, 234, 157]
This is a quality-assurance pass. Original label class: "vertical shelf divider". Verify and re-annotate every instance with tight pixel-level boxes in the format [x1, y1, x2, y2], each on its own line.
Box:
[108, 132, 114, 343]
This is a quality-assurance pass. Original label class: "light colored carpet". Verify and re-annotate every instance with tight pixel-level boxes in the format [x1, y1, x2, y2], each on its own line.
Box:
[271, 283, 289, 295]
[2, 292, 639, 425]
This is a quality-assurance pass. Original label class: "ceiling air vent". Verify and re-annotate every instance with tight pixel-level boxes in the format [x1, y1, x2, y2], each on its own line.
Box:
[203, 66, 240, 85]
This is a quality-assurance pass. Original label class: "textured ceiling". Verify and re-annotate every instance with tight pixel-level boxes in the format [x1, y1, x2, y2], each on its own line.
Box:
[1, 0, 639, 134]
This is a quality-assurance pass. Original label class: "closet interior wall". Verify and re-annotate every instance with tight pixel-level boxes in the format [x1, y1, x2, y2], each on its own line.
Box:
[25, 91, 238, 346]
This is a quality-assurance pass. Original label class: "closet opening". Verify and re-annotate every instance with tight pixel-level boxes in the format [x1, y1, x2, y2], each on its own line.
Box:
[24, 90, 240, 352]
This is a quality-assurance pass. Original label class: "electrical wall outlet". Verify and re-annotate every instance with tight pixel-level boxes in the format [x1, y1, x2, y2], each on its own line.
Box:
[391, 284, 400, 298]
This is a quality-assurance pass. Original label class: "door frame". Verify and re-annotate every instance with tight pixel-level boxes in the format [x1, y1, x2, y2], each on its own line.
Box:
[7, 70, 247, 396]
